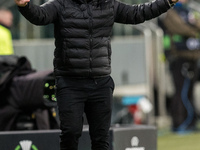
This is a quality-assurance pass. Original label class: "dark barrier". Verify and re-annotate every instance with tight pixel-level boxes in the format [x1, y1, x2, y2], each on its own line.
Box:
[0, 125, 157, 150]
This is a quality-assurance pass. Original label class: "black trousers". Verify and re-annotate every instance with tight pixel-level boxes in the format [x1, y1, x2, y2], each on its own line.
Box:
[55, 76, 115, 150]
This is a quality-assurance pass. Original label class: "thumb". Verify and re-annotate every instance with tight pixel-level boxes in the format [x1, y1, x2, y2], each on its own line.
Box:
[15, 0, 30, 7]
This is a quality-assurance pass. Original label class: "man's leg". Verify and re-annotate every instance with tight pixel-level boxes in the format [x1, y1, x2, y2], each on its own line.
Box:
[56, 77, 87, 150]
[85, 76, 114, 150]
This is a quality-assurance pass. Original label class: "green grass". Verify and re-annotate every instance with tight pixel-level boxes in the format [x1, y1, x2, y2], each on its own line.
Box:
[157, 130, 200, 150]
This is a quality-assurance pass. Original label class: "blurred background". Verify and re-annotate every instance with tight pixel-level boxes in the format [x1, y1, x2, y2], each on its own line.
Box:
[1, 0, 200, 150]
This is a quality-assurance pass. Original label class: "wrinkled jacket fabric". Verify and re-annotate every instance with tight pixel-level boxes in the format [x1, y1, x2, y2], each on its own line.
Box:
[19, 0, 171, 78]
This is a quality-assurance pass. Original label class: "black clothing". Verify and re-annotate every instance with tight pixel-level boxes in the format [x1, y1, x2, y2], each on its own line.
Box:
[17, 0, 172, 149]
[56, 76, 114, 150]
[18, 0, 171, 78]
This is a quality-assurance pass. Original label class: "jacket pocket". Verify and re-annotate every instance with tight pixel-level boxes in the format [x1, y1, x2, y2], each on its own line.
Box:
[62, 49, 73, 68]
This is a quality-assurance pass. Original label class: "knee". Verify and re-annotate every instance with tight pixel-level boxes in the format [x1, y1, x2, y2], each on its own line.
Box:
[60, 124, 82, 138]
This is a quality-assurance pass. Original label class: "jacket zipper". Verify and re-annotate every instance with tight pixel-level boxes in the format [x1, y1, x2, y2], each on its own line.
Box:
[87, 3, 93, 77]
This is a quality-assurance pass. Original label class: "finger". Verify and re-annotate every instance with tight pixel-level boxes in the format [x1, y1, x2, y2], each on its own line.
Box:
[15, 0, 30, 6]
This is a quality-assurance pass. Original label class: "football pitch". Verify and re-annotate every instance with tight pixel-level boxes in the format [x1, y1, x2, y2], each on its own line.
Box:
[157, 129, 200, 150]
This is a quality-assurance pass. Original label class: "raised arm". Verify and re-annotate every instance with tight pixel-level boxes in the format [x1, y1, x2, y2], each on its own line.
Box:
[14, 0, 60, 25]
[114, 0, 179, 24]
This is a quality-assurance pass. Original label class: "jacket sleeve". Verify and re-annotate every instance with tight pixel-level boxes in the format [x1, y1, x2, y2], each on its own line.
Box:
[18, 0, 60, 25]
[114, 0, 171, 24]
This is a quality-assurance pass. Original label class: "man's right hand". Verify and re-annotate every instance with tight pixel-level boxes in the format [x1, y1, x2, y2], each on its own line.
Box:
[15, 0, 30, 7]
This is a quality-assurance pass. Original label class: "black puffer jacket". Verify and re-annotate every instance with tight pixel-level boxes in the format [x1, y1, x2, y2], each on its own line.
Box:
[19, 0, 171, 78]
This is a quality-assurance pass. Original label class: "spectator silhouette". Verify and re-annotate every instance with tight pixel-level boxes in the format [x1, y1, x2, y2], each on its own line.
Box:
[159, 0, 200, 133]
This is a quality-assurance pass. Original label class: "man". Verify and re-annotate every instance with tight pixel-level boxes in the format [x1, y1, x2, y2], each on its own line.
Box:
[159, 0, 200, 133]
[0, 9, 14, 55]
[14, 0, 178, 149]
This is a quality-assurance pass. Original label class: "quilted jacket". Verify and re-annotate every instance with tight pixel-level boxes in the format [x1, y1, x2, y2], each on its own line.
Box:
[19, 0, 171, 77]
